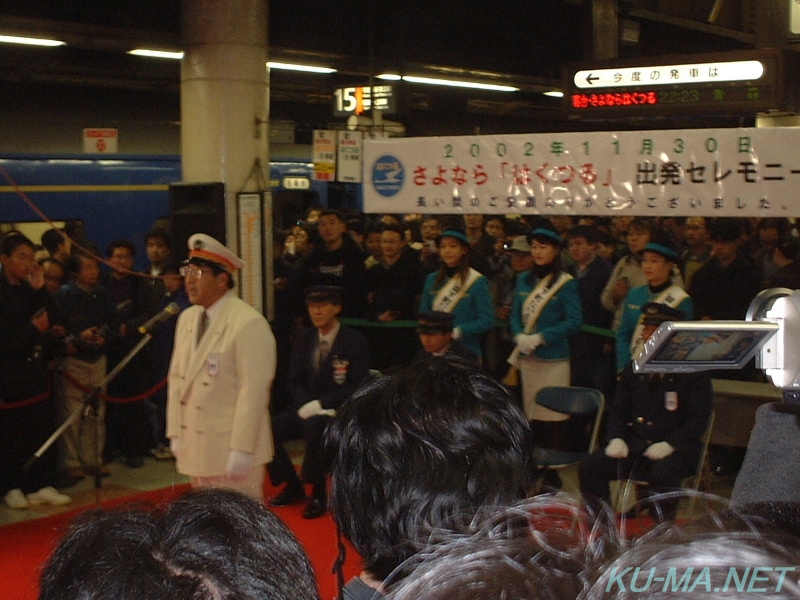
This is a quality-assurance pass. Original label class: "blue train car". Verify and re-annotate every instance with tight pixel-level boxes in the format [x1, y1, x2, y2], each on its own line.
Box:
[0, 153, 334, 269]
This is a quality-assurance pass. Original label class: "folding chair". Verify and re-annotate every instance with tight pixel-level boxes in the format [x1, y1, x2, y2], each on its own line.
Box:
[531, 386, 605, 472]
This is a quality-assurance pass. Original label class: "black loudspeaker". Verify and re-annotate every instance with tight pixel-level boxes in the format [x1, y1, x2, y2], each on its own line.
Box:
[169, 182, 226, 258]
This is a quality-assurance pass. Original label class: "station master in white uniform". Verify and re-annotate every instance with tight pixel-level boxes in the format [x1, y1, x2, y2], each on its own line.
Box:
[167, 234, 276, 500]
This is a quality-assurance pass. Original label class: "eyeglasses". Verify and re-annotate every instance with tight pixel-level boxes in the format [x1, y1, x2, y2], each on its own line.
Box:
[179, 265, 215, 278]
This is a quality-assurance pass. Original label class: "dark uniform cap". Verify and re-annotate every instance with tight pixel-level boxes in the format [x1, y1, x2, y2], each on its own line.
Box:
[641, 302, 686, 326]
[417, 310, 455, 333]
[304, 285, 343, 305]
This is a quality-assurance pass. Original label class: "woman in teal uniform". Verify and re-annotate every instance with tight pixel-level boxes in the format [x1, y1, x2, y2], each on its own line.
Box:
[419, 229, 494, 359]
[510, 226, 583, 475]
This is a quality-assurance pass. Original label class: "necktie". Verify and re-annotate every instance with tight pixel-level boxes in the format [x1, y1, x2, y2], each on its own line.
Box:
[197, 311, 208, 346]
[317, 339, 330, 371]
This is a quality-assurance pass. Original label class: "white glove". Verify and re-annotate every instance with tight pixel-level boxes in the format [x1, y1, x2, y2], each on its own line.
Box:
[605, 438, 629, 459]
[169, 437, 181, 459]
[515, 333, 543, 354]
[644, 441, 675, 460]
[452, 327, 462, 340]
[298, 400, 325, 420]
[225, 449, 254, 481]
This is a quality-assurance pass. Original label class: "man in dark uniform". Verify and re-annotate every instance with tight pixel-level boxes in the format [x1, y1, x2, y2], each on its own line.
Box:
[268, 285, 370, 519]
[414, 311, 477, 362]
[578, 302, 713, 521]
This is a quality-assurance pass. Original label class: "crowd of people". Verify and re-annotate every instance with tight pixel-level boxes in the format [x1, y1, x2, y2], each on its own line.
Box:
[1, 212, 797, 511]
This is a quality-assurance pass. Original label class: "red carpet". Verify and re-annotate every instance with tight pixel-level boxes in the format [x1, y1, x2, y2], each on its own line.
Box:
[0, 482, 362, 600]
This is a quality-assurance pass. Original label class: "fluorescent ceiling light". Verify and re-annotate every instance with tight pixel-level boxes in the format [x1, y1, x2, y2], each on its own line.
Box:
[268, 61, 336, 73]
[543, 90, 564, 98]
[128, 49, 184, 59]
[0, 34, 65, 47]
[377, 73, 517, 92]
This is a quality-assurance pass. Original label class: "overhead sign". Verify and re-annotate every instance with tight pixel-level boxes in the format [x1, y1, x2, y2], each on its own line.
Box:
[83, 128, 118, 153]
[312, 130, 336, 181]
[564, 49, 789, 118]
[337, 130, 363, 183]
[363, 127, 800, 218]
[573, 60, 764, 89]
[333, 85, 396, 116]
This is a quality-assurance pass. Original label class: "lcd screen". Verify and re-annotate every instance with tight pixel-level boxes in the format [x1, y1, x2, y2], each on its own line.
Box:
[633, 321, 779, 373]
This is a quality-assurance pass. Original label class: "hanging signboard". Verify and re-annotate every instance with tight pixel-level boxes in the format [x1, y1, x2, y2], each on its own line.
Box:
[363, 127, 800, 217]
[312, 130, 336, 181]
[337, 130, 363, 183]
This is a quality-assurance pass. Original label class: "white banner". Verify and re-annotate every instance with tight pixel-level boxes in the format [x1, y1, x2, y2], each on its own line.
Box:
[363, 127, 800, 217]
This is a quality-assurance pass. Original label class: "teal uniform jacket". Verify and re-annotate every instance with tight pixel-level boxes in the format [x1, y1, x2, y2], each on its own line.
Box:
[510, 272, 583, 361]
[616, 283, 694, 372]
[419, 270, 494, 357]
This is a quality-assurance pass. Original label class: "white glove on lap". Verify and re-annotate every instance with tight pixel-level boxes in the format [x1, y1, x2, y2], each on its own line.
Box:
[644, 441, 675, 460]
[225, 449, 254, 481]
[515, 333, 543, 354]
[169, 437, 181, 459]
[298, 400, 325, 419]
[605, 438, 629, 459]
[452, 326, 462, 340]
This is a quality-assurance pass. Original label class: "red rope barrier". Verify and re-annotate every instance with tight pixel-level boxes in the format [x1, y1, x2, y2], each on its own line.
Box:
[59, 368, 167, 403]
[0, 388, 51, 410]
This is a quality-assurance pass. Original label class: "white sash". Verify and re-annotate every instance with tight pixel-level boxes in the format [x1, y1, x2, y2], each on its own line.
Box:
[629, 284, 689, 361]
[521, 272, 573, 335]
[507, 272, 573, 366]
[432, 268, 482, 313]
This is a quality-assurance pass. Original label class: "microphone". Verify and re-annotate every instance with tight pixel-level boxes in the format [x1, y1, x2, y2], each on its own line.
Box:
[138, 302, 181, 334]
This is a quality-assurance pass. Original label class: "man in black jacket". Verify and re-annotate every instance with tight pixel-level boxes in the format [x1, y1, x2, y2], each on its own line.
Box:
[268, 285, 370, 519]
[578, 302, 713, 521]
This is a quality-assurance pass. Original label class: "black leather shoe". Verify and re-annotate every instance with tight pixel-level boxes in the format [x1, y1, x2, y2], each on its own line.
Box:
[269, 483, 305, 507]
[302, 497, 327, 519]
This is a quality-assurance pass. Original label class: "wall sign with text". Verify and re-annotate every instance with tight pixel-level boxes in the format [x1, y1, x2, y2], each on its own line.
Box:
[363, 127, 800, 217]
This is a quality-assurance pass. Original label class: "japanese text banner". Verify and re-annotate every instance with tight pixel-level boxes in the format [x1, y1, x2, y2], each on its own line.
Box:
[363, 127, 800, 217]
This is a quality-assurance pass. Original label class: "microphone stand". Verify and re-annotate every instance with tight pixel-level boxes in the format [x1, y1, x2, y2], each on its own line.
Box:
[24, 332, 155, 490]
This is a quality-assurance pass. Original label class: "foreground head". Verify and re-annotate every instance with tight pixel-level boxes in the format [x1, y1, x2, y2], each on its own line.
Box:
[323, 356, 531, 582]
[39, 488, 319, 600]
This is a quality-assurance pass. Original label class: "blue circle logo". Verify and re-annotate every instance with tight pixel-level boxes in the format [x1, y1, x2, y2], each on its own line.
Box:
[371, 154, 405, 198]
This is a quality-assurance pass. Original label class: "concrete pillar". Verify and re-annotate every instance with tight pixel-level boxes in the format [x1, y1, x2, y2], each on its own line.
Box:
[592, 0, 619, 61]
[179, 0, 269, 257]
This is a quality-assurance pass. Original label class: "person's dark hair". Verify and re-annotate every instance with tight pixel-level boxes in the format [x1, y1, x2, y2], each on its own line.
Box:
[381, 223, 405, 239]
[106, 238, 136, 258]
[297, 221, 323, 248]
[757, 217, 792, 236]
[144, 228, 172, 248]
[525, 226, 565, 291]
[319, 208, 345, 223]
[566, 225, 599, 244]
[39, 488, 320, 600]
[709, 218, 744, 243]
[64, 251, 96, 278]
[40, 228, 66, 255]
[384, 497, 592, 600]
[161, 260, 183, 276]
[1, 230, 34, 256]
[323, 356, 531, 583]
[433, 227, 471, 289]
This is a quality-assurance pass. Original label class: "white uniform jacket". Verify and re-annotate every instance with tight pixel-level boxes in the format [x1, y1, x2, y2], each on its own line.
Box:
[167, 293, 276, 477]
